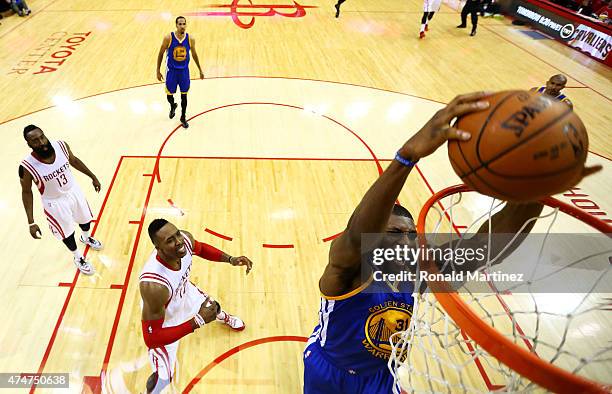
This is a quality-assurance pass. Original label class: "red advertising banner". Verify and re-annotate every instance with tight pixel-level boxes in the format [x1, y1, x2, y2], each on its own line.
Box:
[501, 0, 612, 66]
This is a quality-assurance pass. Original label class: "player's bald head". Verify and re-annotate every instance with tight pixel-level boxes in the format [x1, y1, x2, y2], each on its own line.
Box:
[549, 74, 567, 84]
[545, 74, 567, 96]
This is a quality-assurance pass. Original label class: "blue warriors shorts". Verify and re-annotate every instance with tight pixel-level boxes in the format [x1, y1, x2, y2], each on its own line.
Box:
[303, 344, 394, 394]
[165, 67, 190, 94]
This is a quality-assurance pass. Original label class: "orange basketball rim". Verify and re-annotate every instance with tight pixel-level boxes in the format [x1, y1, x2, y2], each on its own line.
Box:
[415, 184, 611, 394]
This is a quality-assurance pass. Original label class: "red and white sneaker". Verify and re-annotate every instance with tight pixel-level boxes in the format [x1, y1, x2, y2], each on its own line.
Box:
[419, 31, 426, 39]
[425, 24, 429, 31]
[217, 311, 245, 331]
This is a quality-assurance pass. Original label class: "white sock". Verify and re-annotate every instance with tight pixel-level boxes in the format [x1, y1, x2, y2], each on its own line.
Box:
[82, 230, 91, 240]
[420, 24, 426, 32]
[217, 310, 227, 321]
[72, 250, 82, 260]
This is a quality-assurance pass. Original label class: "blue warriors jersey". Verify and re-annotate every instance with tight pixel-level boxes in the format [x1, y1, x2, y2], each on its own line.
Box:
[306, 277, 414, 374]
[531, 86, 571, 105]
[167, 32, 190, 70]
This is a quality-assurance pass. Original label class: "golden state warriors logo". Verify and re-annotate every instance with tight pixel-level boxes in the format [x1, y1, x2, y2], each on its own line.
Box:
[173, 46, 187, 62]
[362, 302, 412, 360]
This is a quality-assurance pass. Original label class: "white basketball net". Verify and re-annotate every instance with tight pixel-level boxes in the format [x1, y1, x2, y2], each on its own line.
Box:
[388, 188, 612, 393]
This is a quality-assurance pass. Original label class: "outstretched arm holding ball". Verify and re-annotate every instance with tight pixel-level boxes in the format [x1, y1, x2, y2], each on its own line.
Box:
[448, 90, 600, 201]
[306, 92, 497, 394]
[305, 92, 605, 393]
[321, 91, 603, 297]
[321, 91, 494, 297]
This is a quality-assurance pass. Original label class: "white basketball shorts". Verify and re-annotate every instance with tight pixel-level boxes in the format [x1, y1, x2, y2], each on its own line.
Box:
[42, 186, 94, 240]
[424, 0, 442, 12]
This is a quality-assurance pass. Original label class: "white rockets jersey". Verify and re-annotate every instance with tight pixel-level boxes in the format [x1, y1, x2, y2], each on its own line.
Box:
[139, 234, 206, 327]
[21, 140, 78, 200]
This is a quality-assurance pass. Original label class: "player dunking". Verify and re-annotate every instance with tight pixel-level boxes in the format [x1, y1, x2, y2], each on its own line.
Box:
[420, 0, 441, 38]
[19, 125, 102, 275]
[156, 16, 204, 129]
[140, 219, 253, 393]
[303, 92, 555, 393]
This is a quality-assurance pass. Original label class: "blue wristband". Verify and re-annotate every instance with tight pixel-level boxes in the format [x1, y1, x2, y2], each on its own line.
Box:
[394, 151, 419, 167]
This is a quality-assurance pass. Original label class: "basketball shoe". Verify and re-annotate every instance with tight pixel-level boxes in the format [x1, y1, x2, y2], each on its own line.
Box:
[180, 116, 189, 128]
[169, 103, 178, 119]
[80, 235, 103, 250]
[74, 256, 95, 275]
[217, 311, 245, 331]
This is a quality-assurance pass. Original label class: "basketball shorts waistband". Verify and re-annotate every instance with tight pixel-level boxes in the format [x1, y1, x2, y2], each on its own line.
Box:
[42, 189, 80, 200]
[305, 342, 383, 376]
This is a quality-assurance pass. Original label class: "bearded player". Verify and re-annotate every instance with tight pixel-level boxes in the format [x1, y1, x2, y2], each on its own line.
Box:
[19, 125, 102, 275]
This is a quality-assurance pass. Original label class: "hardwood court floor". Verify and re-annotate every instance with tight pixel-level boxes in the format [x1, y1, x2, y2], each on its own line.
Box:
[0, 0, 610, 392]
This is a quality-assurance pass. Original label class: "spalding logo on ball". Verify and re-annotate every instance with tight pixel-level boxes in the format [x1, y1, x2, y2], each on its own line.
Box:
[448, 90, 588, 202]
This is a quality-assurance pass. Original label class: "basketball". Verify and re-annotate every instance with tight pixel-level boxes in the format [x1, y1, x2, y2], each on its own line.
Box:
[447, 90, 589, 202]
